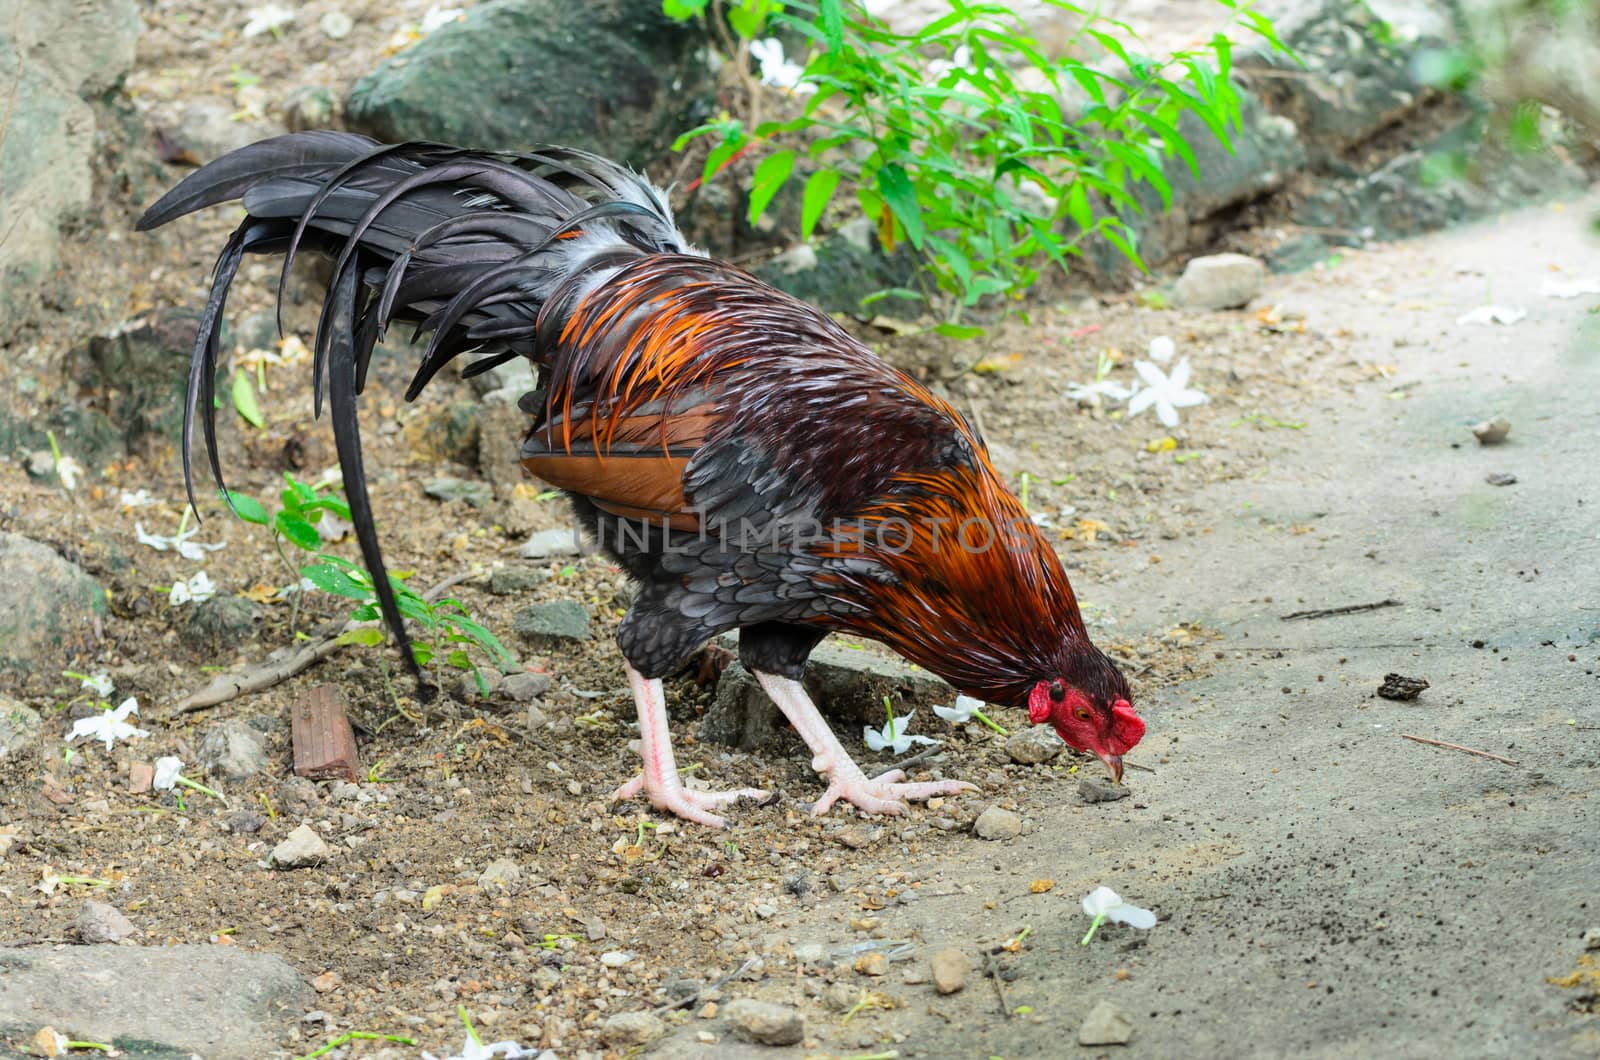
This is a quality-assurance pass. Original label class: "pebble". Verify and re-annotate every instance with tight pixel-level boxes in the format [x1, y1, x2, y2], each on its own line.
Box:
[854, 952, 888, 976]
[930, 948, 970, 994]
[1582, 927, 1600, 951]
[1174, 252, 1266, 310]
[198, 719, 270, 780]
[724, 999, 805, 1046]
[77, 901, 135, 943]
[973, 805, 1023, 840]
[0, 698, 42, 760]
[1006, 726, 1065, 764]
[1079, 777, 1131, 804]
[423, 477, 493, 507]
[600, 1010, 663, 1047]
[821, 982, 857, 1012]
[1078, 999, 1135, 1045]
[518, 527, 585, 559]
[318, 11, 354, 38]
[271, 823, 331, 868]
[222, 811, 267, 834]
[1472, 415, 1511, 445]
[488, 566, 550, 595]
[599, 951, 634, 967]
[127, 761, 154, 794]
[477, 858, 521, 894]
[513, 601, 592, 646]
[1485, 472, 1517, 487]
[501, 671, 553, 702]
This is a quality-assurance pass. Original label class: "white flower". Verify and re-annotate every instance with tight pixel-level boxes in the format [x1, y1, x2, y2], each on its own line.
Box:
[1066, 377, 1132, 404]
[1456, 305, 1525, 326]
[80, 672, 114, 697]
[119, 489, 156, 508]
[422, 1034, 538, 1060]
[421, 5, 466, 33]
[1146, 335, 1176, 363]
[928, 44, 972, 79]
[242, 4, 295, 36]
[55, 455, 84, 490]
[864, 711, 939, 755]
[1082, 886, 1157, 930]
[1127, 357, 1208, 428]
[135, 521, 226, 562]
[750, 38, 814, 95]
[1540, 277, 1600, 299]
[153, 756, 184, 791]
[169, 571, 217, 606]
[68, 698, 149, 751]
[934, 695, 987, 725]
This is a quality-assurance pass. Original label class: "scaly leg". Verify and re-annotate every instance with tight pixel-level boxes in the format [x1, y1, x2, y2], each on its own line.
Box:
[754, 671, 976, 816]
[611, 663, 767, 827]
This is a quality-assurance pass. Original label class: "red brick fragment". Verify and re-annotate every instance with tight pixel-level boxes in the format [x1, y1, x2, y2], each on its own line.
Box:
[291, 684, 360, 782]
[129, 761, 154, 794]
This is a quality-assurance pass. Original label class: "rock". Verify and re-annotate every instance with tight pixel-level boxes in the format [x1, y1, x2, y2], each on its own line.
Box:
[180, 595, 260, 657]
[1473, 416, 1511, 445]
[513, 601, 592, 646]
[1006, 726, 1065, 765]
[0, 0, 142, 335]
[67, 310, 227, 456]
[1267, 233, 1331, 274]
[1175, 253, 1267, 310]
[128, 761, 154, 794]
[973, 806, 1023, 840]
[754, 217, 919, 314]
[423, 476, 493, 508]
[519, 527, 585, 560]
[821, 982, 857, 1012]
[199, 719, 271, 780]
[408, 400, 481, 464]
[222, 811, 267, 834]
[723, 999, 805, 1046]
[0, 944, 309, 1060]
[272, 823, 332, 868]
[0, 698, 43, 760]
[502, 671, 553, 702]
[1582, 927, 1600, 951]
[345, 0, 713, 166]
[601, 1010, 664, 1047]
[930, 948, 970, 995]
[0, 533, 107, 677]
[1079, 776, 1131, 804]
[1377, 673, 1430, 701]
[77, 901, 136, 944]
[284, 85, 340, 131]
[171, 99, 287, 163]
[490, 566, 552, 594]
[525, 701, 550, 730]
[854, 952, 888, 976]
[319, 11, 354, 39]
[1078, 999, 1135, 1046]
[1484, 472, 1517, 487]
[478, 858, 522, 894]
[703, 637, 952, 749]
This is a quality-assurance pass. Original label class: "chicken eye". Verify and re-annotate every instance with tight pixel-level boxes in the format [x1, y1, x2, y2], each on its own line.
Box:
[1049, 680, 1066, 703]
[1075, 708, 1091, 721]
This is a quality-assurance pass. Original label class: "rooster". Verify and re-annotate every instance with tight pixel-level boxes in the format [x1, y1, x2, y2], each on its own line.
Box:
[138, 132, 1145, 826]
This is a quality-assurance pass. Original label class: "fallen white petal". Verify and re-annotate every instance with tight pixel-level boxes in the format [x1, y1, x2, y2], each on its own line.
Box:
[153, 756, 184, 791]
[1147, 335, 1176, 363]
[1456, 305, 1525, 326]
[1540, 277, 1600, 299]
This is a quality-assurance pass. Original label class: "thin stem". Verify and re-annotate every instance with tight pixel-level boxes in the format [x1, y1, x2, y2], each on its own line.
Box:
[1080, 911, 1106, 946]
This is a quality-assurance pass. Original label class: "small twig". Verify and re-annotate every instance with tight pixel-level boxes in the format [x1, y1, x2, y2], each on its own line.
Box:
[871, 743, 945, 779]
[172, 571, 474, 714]
[1280, 599, 1402, 621]
[1399, 733, 1519, 766]
[984, 952, 1013, 1019]
[653, 956, 759, 1014]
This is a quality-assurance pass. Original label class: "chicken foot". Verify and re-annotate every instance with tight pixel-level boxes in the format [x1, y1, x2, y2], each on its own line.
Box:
[754, 672, 976, 816]
[612, 663, 767, 827]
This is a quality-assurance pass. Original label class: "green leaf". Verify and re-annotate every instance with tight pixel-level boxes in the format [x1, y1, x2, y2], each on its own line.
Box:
[662, 0, 707, 21]
[446, 649, 473, 670]
[800, 168, 841, 240]
[747, 148, 796, 226]
[934, 322, 985, 340]
[231, 373, 264, 429]
[223, 489, 269, 526]
[299, 562, 374, 601]
[700, 138, 744, 186]
[819, 0, 844, 53]
[876, 162, 924, 250]
[411, 642, 435, 667]
[336, 627, 386, 647]
[274, 513, 321, 551]
[1065, 181, 1093, 233]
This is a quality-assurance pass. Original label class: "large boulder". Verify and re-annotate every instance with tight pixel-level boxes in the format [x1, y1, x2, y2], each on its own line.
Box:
[344, 0, 713, 166]
[0, 533, 107, 676]
[0, 0, 142, 339]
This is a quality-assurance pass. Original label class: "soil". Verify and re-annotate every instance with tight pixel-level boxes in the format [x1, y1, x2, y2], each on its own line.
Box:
[2, 4, 1598, 1060]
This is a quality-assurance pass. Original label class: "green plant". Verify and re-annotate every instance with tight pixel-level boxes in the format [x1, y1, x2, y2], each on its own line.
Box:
[225, 476, 515, 693]
[666, 0, 1289, 319]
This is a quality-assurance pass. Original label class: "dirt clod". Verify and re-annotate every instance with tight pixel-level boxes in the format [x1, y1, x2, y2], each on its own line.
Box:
[1378, 673, 1430, 701]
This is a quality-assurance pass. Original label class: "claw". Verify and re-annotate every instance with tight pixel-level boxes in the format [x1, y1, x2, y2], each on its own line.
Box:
[813, 774, 975, 817]
[611, 774, 768, 828]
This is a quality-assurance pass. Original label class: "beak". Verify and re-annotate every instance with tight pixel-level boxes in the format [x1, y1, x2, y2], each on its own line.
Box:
[1098, 753, 1124, 784]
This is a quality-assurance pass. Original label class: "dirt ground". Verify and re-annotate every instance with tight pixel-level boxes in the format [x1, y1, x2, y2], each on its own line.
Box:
[2, 3, 1598, 1060]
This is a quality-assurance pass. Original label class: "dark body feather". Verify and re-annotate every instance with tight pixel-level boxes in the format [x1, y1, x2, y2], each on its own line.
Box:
[139, 133, 1099, 707]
